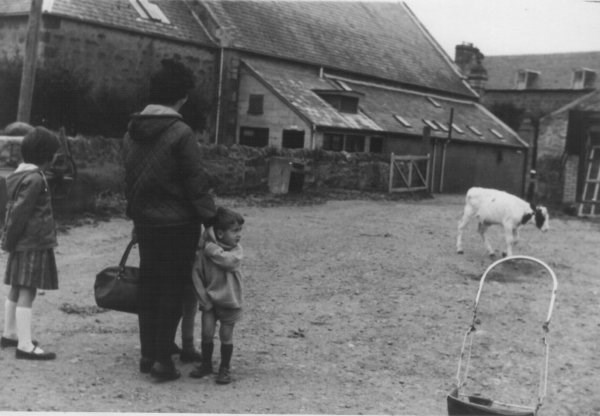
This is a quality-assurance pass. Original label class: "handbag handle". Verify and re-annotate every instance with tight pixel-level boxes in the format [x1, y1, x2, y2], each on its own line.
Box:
[119, 239, 137, 268]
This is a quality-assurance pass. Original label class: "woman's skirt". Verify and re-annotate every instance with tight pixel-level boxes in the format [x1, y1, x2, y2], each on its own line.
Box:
[4, 249, 58, 290]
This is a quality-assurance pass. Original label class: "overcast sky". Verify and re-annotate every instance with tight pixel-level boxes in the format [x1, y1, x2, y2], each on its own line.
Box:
[405, 0, 600, 56]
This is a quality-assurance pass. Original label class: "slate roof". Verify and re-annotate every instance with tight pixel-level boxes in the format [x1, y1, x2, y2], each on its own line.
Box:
[0, 0, 214, 46]
[484, 51, 600, 90]
[243, 57, 525, 148]
[201, 1, 475, 98]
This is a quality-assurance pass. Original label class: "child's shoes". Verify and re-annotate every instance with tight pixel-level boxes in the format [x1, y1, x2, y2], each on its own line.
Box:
[216, 366, 231, 385]
[189, 362, 213, 378]
[180, 349, 202, 363]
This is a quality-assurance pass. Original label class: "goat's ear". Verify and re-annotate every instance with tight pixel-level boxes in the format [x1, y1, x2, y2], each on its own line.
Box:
[530, 202, 536, 211]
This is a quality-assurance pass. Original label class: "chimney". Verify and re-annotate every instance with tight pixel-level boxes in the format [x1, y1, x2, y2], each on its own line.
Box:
[455, 43, 487, 96]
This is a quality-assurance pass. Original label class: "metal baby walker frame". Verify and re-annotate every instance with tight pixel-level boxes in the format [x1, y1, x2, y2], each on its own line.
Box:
[447, 255, 558, 416]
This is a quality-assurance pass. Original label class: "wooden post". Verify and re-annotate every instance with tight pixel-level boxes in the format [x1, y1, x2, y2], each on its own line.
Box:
[388, 152, 394, 193]
[439, 108, 454, 193]
[17, 0, 44, 123]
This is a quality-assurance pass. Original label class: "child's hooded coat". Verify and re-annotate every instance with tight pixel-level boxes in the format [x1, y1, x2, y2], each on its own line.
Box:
[192, 227, 244, 311]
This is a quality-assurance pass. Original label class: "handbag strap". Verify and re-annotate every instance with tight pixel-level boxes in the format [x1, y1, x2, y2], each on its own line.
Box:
[119, 239, 137, 268]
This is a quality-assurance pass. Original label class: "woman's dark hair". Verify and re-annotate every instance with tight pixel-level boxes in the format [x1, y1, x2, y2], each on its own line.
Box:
[212, 207, 244, 232]
[148, 59, 196, 105]
[20, 126, 60, 166]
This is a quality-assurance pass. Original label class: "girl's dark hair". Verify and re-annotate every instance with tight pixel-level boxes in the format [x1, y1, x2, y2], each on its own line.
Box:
[212, 207, 244, 232]
[148, 59, 196, 105]
[20, 126, 60, 165]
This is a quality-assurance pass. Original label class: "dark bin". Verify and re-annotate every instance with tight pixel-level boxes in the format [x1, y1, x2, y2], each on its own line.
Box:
[288, 161, 305, 193]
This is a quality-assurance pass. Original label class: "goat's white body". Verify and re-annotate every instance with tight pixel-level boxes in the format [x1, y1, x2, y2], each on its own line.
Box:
[456, 187, 547, 257]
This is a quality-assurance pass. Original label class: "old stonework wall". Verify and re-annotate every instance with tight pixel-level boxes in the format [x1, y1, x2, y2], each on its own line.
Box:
[0, 135, 392, 214]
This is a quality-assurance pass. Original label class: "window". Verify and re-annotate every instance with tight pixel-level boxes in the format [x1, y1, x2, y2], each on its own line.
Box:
[321, 95, 359, 113]
[422, 119, 439, 131]
[451, 123, 465, 134]
[129, 0, 170, 23]
[247, 94, 264, 115]
[315, 90, 362, 114]
[433, 121, 449, 132]
[573, 69, 597, 89]
[490, 128, 504, 139]
[323, 133, 344, 151]
[516, 69, 539, 90]
[345, 135, 365, 152]
[369, 137, 384, 153]
[467, 125, 483, 137]
[282, 130, 305, 149]
[239, 127, 269, 147]
[426, 96, 442, 108]
[336, 80, 353, 91]
[394, 114, 412, 128]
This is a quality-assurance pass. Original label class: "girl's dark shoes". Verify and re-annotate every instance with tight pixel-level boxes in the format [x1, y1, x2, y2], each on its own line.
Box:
[150, 361, 180, 381]
[15, 345, 56, 360]
[1, 337, 38, 348]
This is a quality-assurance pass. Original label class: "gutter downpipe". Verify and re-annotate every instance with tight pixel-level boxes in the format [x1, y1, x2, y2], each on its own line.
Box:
[439, 108, 454, 193]
[214, 47, 224, 145]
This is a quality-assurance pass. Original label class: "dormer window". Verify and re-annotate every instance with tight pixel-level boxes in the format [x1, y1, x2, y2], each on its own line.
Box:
[314, 89, 363, 114]
[516, 69, 539, 90]
[130, 0, 170, 23]
[572, 68, 596, 89]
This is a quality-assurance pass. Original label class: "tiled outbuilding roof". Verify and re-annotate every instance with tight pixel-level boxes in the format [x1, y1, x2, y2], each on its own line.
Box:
[202, 1, 475, 98]
[0, 0, 214, 46]
[485, 51, 600, 90]
[243, 57, 525, 148]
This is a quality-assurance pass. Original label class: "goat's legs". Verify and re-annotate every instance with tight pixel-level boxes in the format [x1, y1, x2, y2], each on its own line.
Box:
[477, 222, 495, 257]
[456, 207, 474, 254]
[502, 226, 516, 257]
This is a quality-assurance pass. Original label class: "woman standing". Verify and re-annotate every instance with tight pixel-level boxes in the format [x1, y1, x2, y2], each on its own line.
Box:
[123, 59, 216, 381]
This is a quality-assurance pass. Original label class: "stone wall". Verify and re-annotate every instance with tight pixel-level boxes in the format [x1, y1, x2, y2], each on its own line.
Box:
[0, 135, 392, 214]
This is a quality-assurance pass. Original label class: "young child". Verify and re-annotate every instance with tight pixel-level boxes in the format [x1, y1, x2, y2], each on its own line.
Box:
[190, 207, 244, 384]
[1, 126, 60, 360]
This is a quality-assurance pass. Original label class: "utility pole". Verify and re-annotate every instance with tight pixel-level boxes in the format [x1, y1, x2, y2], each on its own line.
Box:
[17, 0, 44, 123]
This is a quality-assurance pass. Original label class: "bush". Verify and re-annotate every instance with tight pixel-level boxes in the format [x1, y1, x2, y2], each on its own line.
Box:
[0, 57, 145, 137]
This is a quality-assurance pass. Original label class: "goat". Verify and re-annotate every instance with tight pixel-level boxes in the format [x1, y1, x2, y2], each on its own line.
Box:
[456, 187, 549, 257]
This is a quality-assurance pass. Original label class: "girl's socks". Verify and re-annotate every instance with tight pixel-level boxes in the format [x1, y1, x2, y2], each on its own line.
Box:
[15, 306, 35, 351]
[3, 299, 17, 339]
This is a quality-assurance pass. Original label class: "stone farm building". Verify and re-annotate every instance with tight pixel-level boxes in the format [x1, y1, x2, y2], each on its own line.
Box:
[471, 48, 600, 209]
[0, 0, 529, 195]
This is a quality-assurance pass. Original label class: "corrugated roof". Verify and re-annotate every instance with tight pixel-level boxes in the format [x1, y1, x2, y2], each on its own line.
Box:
[485, 51, 600, 90]
[202, 0, 475, 98]
[0, 0, 215, 46]
[243, 57, 525, 148]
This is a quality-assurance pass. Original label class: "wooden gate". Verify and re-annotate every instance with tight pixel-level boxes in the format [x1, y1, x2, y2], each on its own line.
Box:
[388, 153, 430, 193]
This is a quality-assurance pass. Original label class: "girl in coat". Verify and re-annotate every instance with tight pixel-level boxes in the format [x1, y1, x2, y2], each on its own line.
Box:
[1, 127, 60, 360]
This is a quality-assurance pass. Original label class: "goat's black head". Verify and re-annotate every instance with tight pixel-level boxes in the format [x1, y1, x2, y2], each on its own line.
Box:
[529, 202, 550, 231]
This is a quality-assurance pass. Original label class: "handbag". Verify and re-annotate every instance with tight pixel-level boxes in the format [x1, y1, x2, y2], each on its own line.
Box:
[94, 239, 139, 314]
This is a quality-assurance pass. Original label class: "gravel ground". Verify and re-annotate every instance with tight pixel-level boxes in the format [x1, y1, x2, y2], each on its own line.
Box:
[0, 193, 598, 415]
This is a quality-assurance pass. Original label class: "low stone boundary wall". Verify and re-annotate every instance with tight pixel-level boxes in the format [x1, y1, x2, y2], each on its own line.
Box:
[0, 135, 392, 214]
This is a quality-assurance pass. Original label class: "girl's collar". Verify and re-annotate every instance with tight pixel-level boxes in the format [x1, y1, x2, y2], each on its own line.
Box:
[15, 163, 39, 173]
